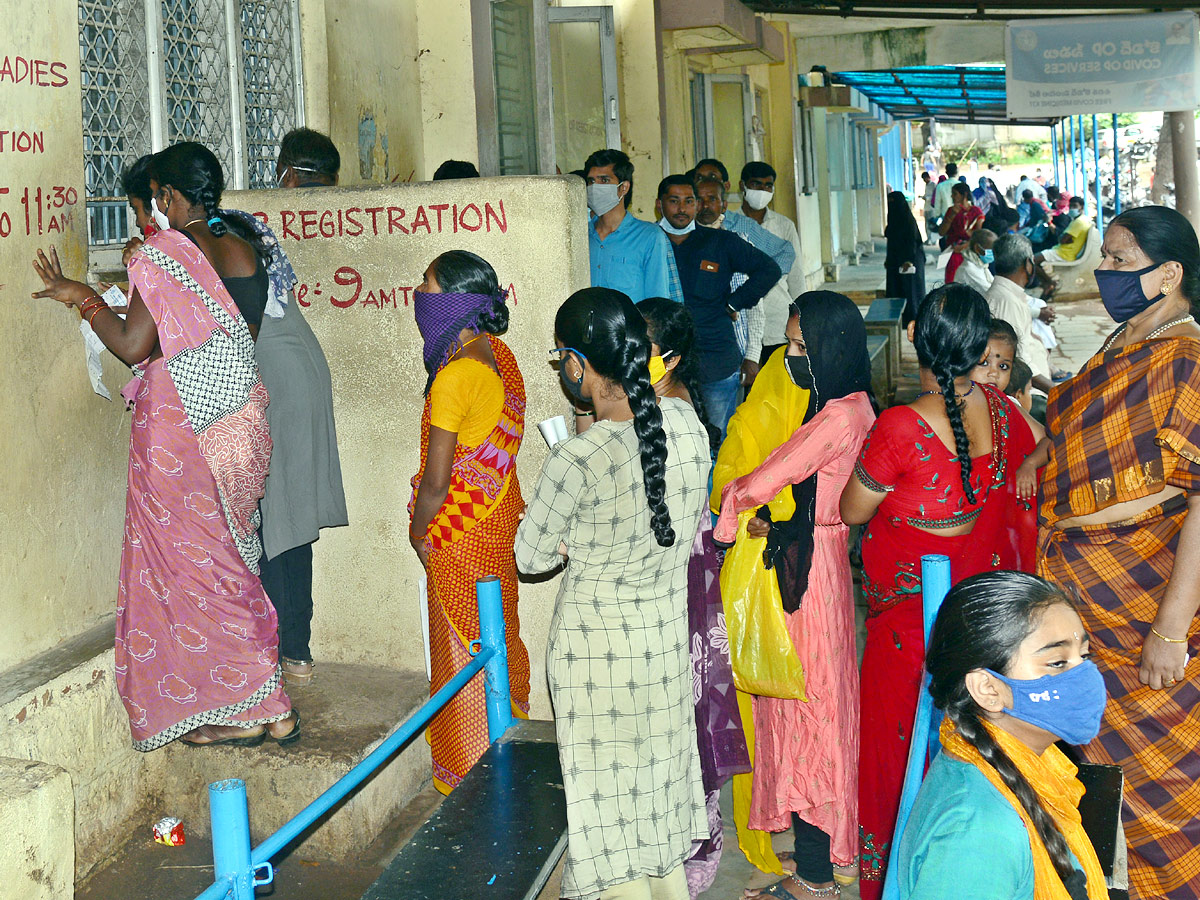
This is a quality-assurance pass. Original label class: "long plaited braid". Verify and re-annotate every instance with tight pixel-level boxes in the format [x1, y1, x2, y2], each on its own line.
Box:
[935, 365, 976, 503]
[619, 335, 674, 547]
[950, 708, 1082, 891]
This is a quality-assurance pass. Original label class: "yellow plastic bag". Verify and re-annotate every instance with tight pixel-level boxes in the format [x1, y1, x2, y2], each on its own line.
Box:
[719, 510, 807, 700]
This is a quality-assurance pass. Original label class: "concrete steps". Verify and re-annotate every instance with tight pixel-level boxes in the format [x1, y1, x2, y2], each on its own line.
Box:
[147, 662, 434, 861]
[75, 662, 435, 898]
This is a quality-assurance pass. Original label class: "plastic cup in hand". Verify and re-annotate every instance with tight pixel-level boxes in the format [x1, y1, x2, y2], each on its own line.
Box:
[538, 415, 569, 448]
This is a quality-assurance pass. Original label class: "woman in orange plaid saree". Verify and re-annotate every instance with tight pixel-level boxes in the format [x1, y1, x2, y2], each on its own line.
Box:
[409, 251, 531, 793]
[1038, 208, 1200, 899]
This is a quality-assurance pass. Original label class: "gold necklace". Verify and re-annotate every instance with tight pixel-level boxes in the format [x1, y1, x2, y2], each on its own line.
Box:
[182, 218, 206, 229]
[1104, 314, 1195, 351]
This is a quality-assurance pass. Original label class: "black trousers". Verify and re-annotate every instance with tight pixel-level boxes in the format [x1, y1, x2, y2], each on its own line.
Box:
[792, 814, 833, 884]
[259, 542, 314, 662]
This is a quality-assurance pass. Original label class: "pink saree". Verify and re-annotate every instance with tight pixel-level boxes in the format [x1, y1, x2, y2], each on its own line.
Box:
[117, 230, 289, 751]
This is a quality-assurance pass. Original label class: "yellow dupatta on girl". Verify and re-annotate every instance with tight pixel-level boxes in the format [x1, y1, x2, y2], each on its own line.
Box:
[940, 718, 1109, 900]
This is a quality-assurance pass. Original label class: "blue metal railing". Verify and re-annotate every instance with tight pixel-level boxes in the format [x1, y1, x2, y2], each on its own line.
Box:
[194, 576, 513, 900]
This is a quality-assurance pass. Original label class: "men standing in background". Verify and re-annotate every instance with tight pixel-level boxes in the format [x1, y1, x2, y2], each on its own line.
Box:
[658, 175, 780, 439]
[733, 161, 804, 363]
[276, 128, 340, 188]
[584, 148, 680, 304]
[931, 162, 959, 241]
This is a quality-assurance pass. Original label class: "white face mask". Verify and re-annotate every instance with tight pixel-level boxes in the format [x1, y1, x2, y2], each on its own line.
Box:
[586, 183, 623, 217]
[659, 217, 696, 236]
[742, 188, 773, 210]
[698, 214, 725, 229]
[151, 196, 171, 231]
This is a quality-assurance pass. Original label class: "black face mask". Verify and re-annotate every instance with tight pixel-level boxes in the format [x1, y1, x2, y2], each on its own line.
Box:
[785, 356, 813, 390]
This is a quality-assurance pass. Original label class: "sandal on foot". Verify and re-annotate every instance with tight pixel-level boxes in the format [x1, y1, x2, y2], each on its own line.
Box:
[752, 876, 840, 900]
[181, 724, 267, 748]
[832, 864, 858, 886]
[267, 711, 301, 746]
[282, 658, 313, 684]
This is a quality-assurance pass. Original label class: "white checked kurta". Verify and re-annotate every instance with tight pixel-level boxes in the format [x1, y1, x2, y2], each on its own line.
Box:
[515, 398, 711, 899]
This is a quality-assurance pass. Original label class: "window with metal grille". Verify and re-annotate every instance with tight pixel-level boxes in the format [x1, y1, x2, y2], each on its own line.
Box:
[78, 0, 303, 248]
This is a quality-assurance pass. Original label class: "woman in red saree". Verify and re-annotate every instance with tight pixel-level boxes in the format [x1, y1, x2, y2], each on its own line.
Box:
[940, 182, 984, 284]
[32, 142, 295, 749]
[840, 284, 1035, 897]
[409, 250, 530, 794]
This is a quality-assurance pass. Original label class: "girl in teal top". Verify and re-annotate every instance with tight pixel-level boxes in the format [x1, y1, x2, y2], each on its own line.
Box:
[895, 571, 1111, 900]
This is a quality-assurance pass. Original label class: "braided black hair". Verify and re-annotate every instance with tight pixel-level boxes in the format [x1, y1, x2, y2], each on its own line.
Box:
[636, 297, 720, 455]
[149, 142, 231, 235]
[914, 284, 991, 503]
[926, 571, 1084, 893]
[557, 288, 674, 547]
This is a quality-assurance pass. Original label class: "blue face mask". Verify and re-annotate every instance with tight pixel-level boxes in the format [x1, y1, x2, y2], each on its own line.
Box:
[980, 249, 995, 265]
[986, 659, 1107, 746]
[1094, 263, 1164, 323]
[550, 347, 590, 402]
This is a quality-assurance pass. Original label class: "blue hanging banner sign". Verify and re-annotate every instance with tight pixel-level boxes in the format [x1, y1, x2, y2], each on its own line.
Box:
[1006, 12, 1200, 118]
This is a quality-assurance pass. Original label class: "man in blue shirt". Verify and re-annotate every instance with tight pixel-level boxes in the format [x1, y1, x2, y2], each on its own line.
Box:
[657, 174, 780, 440]
[585, 149, 681, 303]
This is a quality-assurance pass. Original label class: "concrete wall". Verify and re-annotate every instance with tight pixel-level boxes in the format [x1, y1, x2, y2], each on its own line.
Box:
[791, 21, 1004, 72]
[0, 0, 130, 672]
[224, 176, 590, 718]
[0, 758, 73, 899]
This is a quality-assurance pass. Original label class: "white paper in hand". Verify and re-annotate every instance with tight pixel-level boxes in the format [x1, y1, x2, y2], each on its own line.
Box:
[418, 573, 432, 681]
[80, 285, 129, 400]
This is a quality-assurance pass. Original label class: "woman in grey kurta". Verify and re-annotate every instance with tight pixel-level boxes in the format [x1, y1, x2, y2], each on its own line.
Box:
[515, 288, 710, 900]
[222, 209, 348, 681]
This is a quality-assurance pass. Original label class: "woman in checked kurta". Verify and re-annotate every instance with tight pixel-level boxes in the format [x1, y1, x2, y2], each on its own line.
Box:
[516, 287, 710, 900]
[408, 250, 531, 794]
[713, 292, 875, 898]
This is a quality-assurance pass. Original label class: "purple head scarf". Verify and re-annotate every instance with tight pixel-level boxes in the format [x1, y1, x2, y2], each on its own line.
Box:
[412, 289, 506, 378]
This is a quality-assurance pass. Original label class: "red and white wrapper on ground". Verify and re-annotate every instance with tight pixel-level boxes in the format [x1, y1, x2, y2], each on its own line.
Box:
[153, 816, 185, 846]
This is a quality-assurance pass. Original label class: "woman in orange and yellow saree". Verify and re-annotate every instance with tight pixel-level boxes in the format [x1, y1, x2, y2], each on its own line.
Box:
[408, 250, 531, 793]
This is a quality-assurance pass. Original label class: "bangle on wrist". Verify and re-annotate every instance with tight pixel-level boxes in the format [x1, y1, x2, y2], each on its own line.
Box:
[1151, 626, 1188, 644]
[573, 409, 593, 417]
[409, 526, 426, 543]
[87, 305, 108, 326]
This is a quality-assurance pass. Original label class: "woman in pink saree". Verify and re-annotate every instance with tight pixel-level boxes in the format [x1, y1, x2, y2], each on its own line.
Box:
[32, 142, 296, 749]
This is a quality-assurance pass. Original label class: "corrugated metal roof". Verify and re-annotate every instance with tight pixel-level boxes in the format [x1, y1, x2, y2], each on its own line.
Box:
[831, 65, 1055, 125]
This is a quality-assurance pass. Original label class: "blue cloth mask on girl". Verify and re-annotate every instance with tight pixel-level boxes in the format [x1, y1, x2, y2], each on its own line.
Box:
[985, 659, 1107, 746]
[981, 249, 995, 265]
[1094, 263, 1163, 322]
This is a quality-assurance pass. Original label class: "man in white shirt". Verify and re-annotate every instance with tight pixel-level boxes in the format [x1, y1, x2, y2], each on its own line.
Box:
[736, 160, 805, 362]
[931, 162, 959, 222]
[985, 233, 1056, 398]
[953, 229, 997, 296]
[1015, 173, 1048, 205]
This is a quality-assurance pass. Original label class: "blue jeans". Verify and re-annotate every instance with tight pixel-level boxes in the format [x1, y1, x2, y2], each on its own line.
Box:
[697, 371, 741, 444]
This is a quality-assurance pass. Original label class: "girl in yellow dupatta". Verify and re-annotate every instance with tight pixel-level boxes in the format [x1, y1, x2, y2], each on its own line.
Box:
[710, 344, 810, 880]
[897, 571, 1109, 900]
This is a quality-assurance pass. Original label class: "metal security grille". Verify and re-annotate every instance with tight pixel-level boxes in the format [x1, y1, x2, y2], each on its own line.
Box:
[161, 0, 236, 178]
[239, 0, 299, 188]
[77, 0, 303, 246]
[79, 0, 153, 243]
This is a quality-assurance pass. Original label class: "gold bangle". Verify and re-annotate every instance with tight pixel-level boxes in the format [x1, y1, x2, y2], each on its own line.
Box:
[1151, 626, 1188, 644]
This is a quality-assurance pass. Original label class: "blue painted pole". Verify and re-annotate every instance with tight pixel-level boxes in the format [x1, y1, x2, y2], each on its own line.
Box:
[209, 779, 255, 900]
[1079, 116, 1089, 214]
[1050, 124, 1059, 187]
[476, 575, 513, 743]
[1113, 113, 1122, 215]
[1070, 117, 1080, 198]
[1092, 114, 1103, 234]
[881, 554, 953, 900]
[249, 646, 493, 868]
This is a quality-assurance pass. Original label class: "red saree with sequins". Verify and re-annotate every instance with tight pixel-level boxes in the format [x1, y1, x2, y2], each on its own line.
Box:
[410, 336, 531, 793]
[854, 384, 1034, 898]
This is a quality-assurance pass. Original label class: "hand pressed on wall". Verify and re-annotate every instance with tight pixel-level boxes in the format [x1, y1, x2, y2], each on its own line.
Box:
[31, 245, 96, 308]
